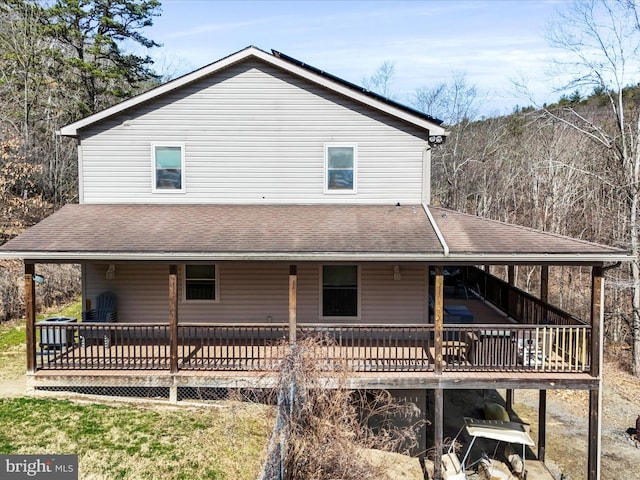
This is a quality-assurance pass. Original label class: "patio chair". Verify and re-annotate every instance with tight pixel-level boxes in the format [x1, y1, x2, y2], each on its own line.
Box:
[80, 291, 118, 348]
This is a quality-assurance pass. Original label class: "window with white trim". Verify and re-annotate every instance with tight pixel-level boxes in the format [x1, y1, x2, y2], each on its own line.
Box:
[322, 265, 358, 317]
[325, 144, 357, 192]
[184, 264, 218, 301]
[152, 144, 185, 192]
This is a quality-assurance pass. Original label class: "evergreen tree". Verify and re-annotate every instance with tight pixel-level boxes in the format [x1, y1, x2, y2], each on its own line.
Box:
[41, 0, 162, 116]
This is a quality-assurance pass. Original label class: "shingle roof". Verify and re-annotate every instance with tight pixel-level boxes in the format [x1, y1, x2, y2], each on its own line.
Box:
[0, 204, 630, 263]
[428, 206, 626, 256]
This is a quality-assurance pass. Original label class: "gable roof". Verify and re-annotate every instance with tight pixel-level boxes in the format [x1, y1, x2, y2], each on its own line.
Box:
[0, 204, 630, 263]
[59, 46, 447, 138]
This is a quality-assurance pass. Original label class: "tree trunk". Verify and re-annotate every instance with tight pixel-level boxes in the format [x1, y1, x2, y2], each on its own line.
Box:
[631, 116, 640, 375]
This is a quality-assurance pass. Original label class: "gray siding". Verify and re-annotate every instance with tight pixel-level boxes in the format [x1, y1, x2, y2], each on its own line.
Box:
[79, 60, 429, 204]
[85, 263, 171, 322]
[84, 262, 428, 324]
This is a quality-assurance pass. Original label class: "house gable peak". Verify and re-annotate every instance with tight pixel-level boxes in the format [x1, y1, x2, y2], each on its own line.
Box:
[58, 46, 447, 138]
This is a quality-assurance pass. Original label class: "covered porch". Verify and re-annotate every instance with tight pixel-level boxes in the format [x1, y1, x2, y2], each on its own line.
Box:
[27, 266, 596, 383]
[2, 203, 631, 480]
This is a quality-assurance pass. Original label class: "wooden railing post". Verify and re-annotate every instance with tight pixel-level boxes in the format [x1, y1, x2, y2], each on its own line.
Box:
[590, 266, 603, 377]
[588, 265, 604, 480]
[434, 266, 444, 376]
[540, 265, 549, 324]
[169, 265, 178, 374]
[24, 263, 36, 374]
[507, 265, 516, 318]
[289, 265, 297, 344]
[540, 266, 549, 303]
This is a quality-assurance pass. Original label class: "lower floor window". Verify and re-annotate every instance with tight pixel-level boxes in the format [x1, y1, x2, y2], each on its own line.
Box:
[322, 265, 358, 317]
[185, 264, 217, 301]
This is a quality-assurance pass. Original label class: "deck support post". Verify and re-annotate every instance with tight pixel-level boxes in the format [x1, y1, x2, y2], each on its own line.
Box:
[434, 387, 444, 480]
[590, 266, 603, 378]
[289, 265, 297, 344]
[540, 265, 549, 303]
[538, 389, 546, 461]
[507, 265, 516, 318]
[588, 265, 604, 480]
[433, 267, 444, 480]
[538, 265, 550, 464]
[434, 266, 444, 376]
[25, 263, 36, 374]
[169, 386, 178, 403]
[169, 265, 178, 374]
[588, 389, 601, 480]
[483, 265, 490, 296]
[506, 389, 514, 412]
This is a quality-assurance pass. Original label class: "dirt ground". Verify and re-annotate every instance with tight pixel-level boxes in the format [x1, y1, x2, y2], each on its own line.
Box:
[509, 361, 640, 480]
[433, 361, 640, 480]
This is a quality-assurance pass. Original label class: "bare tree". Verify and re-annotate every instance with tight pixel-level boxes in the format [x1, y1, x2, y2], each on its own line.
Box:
[411, 73, 497, 211]
[545, 0, 640, 374]
[362, 61, 395, 99]
[412, 72, 480, 126]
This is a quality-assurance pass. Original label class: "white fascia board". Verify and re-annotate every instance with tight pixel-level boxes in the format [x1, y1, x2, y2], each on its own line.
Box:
[444, 253, 633, 264]
[58, 47, 259, 137]
[58, 47, 446, 138]
[261, 50, 447, 136]
[0, 251, 632, 264]
[1, 251, 446, 262]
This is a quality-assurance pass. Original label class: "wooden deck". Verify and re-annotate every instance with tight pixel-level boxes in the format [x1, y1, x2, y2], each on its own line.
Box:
[30, 366, 598, 391]
[32, 290, 595, 390]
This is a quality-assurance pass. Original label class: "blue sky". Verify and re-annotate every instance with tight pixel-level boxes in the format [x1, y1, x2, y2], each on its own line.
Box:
[147, 0, 569, 118]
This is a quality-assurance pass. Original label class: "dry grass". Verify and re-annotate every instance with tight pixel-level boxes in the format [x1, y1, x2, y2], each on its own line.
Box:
[0, 259, 80, 322]
[266, 335, 426, 480]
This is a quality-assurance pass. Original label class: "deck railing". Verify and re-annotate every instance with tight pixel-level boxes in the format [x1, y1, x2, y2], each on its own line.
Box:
[178, 324, 289, 371]
[37, 323, 171, 370]
[470, 267, 587, 326]
[296, 324, 434, 372]
[442, 323, 591, 372]
[34, 322, 590, 374]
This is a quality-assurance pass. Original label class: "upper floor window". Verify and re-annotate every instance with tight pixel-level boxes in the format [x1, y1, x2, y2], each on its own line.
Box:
[184, 264, 218, 301]
[325, 144, 357, 193]
[152, 144, 185, 193]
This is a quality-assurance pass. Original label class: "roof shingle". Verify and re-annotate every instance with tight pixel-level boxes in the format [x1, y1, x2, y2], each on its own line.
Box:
[0, 204, 629, 263]
[1, 203, 441, 255]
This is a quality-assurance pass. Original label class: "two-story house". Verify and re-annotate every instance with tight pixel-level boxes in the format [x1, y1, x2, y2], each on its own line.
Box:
[0, 46, 630, 479]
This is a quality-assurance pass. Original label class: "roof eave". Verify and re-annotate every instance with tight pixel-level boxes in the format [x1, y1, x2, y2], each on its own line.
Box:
[0, 251, 632, 264]
[444, 252, 633, 265]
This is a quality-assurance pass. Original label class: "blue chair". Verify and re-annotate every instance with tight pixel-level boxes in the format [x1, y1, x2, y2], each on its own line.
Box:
[80, 292, 118, 348]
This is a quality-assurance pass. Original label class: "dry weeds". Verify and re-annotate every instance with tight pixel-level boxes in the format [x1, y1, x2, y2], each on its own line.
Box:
[266, 335, 426, 480]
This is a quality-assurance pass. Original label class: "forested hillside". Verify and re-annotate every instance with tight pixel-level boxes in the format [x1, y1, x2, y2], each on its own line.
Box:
[0, 0, 161, 321]
[1, 0, 640, 374]
[429, 93, 636, 353]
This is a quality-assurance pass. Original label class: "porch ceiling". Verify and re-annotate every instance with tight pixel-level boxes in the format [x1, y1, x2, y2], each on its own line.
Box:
[0, 204, 631, 263]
